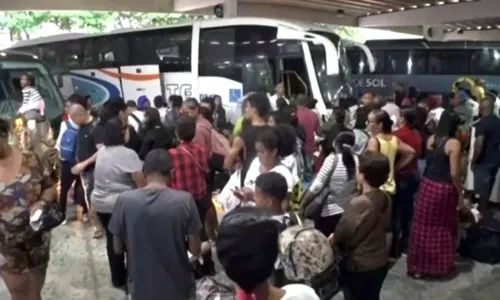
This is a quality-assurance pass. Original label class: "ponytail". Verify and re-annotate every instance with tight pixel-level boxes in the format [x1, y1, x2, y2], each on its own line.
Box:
[334, 131, 356, 180]
[341, 144, 356, 180]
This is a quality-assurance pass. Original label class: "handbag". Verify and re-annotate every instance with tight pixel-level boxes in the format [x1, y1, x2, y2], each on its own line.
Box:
[35, 203, 64, 232]
[300, 154, 339, 220]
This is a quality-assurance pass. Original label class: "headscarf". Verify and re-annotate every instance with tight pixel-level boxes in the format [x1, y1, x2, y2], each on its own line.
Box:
[137, 96, 149, 111]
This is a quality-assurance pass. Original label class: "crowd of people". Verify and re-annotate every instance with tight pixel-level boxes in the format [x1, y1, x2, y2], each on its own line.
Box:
[1, 77, 500, 300]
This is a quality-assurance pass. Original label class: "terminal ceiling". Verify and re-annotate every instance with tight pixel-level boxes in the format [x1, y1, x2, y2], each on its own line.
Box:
[2, 0, 500, 40]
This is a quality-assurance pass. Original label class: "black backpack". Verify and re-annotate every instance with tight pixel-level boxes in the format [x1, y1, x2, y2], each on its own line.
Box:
[459, 211, 500, 265]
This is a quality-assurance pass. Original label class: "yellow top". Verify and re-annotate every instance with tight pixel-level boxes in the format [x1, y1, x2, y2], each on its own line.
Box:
[377, 135, 398, 195]
[233, 117, 245, 136]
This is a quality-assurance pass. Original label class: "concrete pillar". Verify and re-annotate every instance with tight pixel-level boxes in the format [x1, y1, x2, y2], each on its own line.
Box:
[223, 0, 237, 18]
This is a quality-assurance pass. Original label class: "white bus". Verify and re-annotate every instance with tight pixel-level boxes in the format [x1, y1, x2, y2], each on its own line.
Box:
[0, 50, 64, 128]
[9, 17, 373, 122]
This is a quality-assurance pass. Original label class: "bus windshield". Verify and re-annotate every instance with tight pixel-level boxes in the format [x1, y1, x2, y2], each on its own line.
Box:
[309, 31, 355, 106]
[0, 59, 63, 120]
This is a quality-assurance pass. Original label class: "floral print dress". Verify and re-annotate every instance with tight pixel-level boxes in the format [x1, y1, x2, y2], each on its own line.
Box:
[0, 148, 58, 274]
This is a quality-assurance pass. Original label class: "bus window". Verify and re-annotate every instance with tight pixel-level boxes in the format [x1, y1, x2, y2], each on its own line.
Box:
[428, 50, 470, 74]
[386, 50, 427, 74]
[471, 49, 500, 75]
[40, 41, 82, 71]
[346, 48, 370, 75]
[130, 27, 192, 72]
[199, 25, 277, 94]
[84, 36, 130, 68]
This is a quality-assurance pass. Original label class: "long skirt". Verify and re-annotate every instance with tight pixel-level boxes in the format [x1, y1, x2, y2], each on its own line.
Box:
[407, 177, 458, 276]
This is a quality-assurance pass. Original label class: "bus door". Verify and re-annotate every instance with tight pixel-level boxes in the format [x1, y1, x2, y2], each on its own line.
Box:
[276, 26, 338, 114]
[276, 42, 310, 99]
[120, 65, 163, 104]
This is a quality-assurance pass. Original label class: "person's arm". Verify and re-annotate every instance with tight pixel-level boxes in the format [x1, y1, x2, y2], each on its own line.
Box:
[55, 121, 67, 151]
[471, 122, 485, 166]
[366, 137, 379, 152]
[120, 149, 146, 188]
[108, 196, 125, 254]
[186, 196, 203, 257]
[395, 140, 416, 171]
[224, 135, 244, 170]
[447, 139, 463, 204]
[30, 151, 58, 213]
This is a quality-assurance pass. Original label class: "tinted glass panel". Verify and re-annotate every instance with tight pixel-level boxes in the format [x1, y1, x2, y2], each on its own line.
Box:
[470, 49, 500, 75]
[39, 41, 82, 70]
[428, 50, 470, 74]
[199, 25, 277, 87]
[385, 50, 427, 74]
[130, 27, 192, 72]
[83, 36, 129, 68]
[346, 48, 370, 74]
[371, 50, 385, 74]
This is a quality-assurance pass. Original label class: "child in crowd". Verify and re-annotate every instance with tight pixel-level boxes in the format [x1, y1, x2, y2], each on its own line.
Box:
[255, 172, 301, 229]
[18, 74, 45, 129]
[216, 207, 319, 300]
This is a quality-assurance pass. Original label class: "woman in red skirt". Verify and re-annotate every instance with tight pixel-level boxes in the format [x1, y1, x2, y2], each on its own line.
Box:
[407, 110, 464, 278]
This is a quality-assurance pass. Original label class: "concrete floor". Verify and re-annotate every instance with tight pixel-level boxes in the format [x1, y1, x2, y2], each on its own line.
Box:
[1, 219, 499, 300]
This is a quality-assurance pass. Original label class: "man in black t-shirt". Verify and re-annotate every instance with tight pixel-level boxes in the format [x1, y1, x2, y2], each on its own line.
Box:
[72, 103, 105, 238]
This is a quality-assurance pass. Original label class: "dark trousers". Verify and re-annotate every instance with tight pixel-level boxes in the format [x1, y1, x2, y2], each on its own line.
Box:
[59, 160, 85, 218]
[316, 214, 343, 237]
[193, 197, 215, 277]
[393, 175, 418, 254]
[341, 264, 389, 300]
[97, 212, 127, 287]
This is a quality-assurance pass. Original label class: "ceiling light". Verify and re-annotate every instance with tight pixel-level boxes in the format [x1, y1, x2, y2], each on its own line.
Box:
[466, 27, 471, 30]
[424, 3, 431, 7]
[487, 25, 492, 29]
[477, 26, 482, 30]
[400, 7, 405, 10]
[449, 0, 459, 3]
[377, 11, 381, 14]
[387, 8, 393, 12]
[411, 5, 418, 9]
[437, 1, 445, 5]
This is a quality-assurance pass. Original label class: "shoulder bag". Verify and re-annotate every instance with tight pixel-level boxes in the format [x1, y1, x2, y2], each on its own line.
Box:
[300, 154, 339, 220]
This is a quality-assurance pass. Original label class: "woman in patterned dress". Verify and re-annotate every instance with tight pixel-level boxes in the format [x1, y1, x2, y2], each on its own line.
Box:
[0, 118, 58, 300]
[407, 111, 463, 279]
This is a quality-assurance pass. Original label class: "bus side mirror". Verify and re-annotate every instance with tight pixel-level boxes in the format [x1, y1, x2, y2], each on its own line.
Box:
[56, 75, 63, 88]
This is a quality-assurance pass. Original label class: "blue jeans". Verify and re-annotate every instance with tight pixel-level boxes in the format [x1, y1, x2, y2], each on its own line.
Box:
[392, 174, 419, 254]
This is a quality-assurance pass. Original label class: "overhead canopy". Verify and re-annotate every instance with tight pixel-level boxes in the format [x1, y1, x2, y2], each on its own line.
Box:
[2, 0, 500, 41]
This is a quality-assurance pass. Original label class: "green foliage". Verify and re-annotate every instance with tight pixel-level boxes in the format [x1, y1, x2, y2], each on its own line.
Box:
[0, 11, 202, 41]
[335, 26, 363, 42]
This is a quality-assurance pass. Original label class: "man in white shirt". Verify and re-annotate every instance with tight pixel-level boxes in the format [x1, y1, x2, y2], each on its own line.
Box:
[269, 83, 289, 111]
[126, 100, 144, 132]
[153, 95, 167, 119]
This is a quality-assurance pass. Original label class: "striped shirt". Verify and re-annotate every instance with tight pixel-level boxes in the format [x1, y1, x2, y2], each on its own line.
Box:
[19, 86, 44, 115]
[309, 153, 358, 217]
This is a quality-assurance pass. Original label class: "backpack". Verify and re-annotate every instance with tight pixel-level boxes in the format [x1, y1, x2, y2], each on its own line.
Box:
[59, 120, 78, 162]
[196, 273, 236, 300]
[211, 129, 230, 157]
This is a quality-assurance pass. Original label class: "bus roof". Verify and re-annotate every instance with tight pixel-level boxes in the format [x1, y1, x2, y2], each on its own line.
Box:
[9, 17, 334, 48]
[365, 39, 500, 49]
